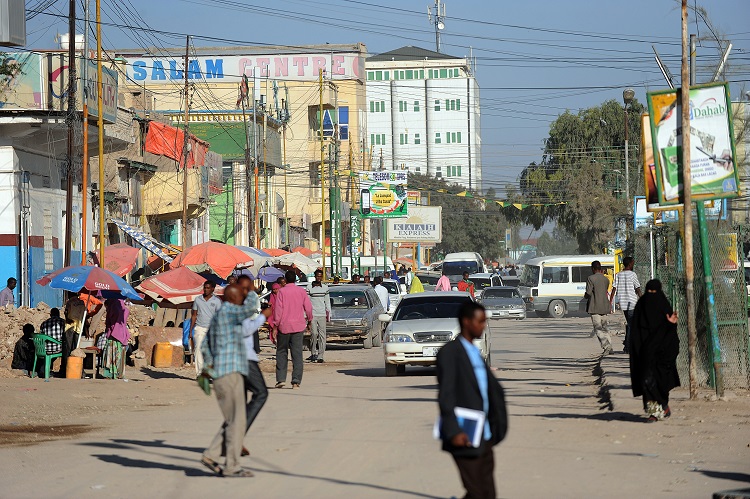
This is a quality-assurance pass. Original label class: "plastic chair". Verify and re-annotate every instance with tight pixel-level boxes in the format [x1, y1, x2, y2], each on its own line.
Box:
[31, 334, 62, 379]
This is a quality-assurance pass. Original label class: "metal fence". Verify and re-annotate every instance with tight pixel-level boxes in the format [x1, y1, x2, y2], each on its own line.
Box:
[632, 221, 750, 390]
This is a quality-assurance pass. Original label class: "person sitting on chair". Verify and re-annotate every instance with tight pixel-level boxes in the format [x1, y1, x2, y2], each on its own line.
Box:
[12, 324, 36, 375]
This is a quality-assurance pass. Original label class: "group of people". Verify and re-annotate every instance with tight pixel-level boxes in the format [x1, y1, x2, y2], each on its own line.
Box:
[585, 257, 680, 422]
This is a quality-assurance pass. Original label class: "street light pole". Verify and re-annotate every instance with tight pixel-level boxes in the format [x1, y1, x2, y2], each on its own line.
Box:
[623, 88, 635, 216]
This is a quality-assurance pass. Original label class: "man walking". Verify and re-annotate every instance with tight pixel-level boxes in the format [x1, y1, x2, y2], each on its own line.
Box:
[457, 271, 475, 298]
[0, 277, 16, 307]
[199, 284, 258, 478]
[437, 302, 508, 499]
[190, 281, 222, 376]
[585, 260, 613, 355]
[307, 270, 331, 363]
[373, 276, 390, 311]
[273, 270, 312, 388]
[611, 256, 642, 354]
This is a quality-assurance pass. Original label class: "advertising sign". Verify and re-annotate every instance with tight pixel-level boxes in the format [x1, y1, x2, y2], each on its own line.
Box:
[359, 171, 408, 219]
[407, 190, 421, 205]
[647, 83, 739, 205]
[0, 52, 43, 110]
[660, 199, 726, 224]
[387, 206, 442, 243]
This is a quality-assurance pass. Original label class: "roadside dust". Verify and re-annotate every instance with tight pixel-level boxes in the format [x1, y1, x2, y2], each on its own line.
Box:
[0, 424, 95, 447]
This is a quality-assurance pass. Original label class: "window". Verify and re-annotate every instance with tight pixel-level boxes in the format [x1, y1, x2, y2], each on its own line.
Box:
[376, 70, 382, 81]
[400, 71, 405, 79]
[439, 68, 448, 78]
[399, 133, 408, 145]
[450, 99, 456, 111]
[435, 100, 440, 111]
[435, 132, 441, 144]
[446, 132, 451, 144]
[571, 266, 593, 283]
[436, 166, 442, 178]
[370, 101, 374, 113]
[428, 69, 433, 79]
[367, 71, 374, 81]
[416, 166, 421, 172]
[381, 134, 386, 145]
[457, 132, 461, 143]
[375, 134, 381, 145]
[456, 99, 461, 110]
[414, 100, 420, 112]
[394, 71, 400, 80]
[456, 165, 462, 176]
[414, 133, 421, 144]
[381, 101, 385, 112]
[399, 100, 408, 112]
[454, 68, 459, 77]
[419, 70, 424, 79]
[406, 70, 413, 79]
[447, 165, 462, 177]
[384, 71, 390, 80]
[446, 99, 450, 110]
[542, 266, 569, 284]
[451, 132, 457, 143]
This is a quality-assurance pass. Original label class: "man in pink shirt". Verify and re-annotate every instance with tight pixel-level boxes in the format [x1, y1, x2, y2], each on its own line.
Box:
[273, 270, 312, 389]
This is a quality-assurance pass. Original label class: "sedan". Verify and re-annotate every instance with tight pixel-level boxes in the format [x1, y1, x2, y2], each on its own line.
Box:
[380, 291, 491, 376]
[478, 286, 526, 320]
[324, 285, 385, 349]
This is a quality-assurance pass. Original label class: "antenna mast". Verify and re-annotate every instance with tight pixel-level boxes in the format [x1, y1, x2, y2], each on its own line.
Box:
[428, 0, 446, 53]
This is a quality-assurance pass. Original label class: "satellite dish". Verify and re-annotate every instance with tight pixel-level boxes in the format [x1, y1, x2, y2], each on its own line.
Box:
[276, 193, 285, 212]
[437, 21, 445, 30]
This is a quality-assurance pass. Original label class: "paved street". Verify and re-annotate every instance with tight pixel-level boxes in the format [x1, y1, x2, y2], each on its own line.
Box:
[0, 316, 748, 498]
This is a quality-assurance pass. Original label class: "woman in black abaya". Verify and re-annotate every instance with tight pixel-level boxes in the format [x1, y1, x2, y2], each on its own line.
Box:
[629, 279, 680, 422]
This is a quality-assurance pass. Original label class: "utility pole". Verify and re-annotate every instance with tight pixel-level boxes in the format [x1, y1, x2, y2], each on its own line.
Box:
[319, 69, 327, 277]
[253, 73, 259, 248]
[681, 0, 698, 400]
[80, 0, 89, 265]
[95, 0, 105, 268]
[64, 0, 76, 267]
[240, 75, 251, 247]
[427, 0, 446, 53]
[181, 36, 191, 249]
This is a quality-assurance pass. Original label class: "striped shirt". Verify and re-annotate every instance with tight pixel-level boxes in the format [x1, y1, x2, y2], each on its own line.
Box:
[39, 317, 65, 354]
[614, 270, 641, 312]
[201, 299, 259, 379]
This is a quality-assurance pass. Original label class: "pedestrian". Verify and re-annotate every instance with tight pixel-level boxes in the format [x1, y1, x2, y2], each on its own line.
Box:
[611, 256, 642, 354]
[350, 273, 360, 284]
[227, 275, 238, 285]
[508, 266, 517, 277]
[409, 274, 424, 294]
[190, 281, 222, 376]
[0, 277, 16, 307]
[12, 324, 36, 376]
[629, 279, 680, 422]
[363, 274, 371, 285]
[238, 275, 271, 453]
[435, 271, 452, 292]
[39, 308, 65, 357]
[199, 284, 258, 478]
[457, 271, 475, 297]
[272, 270, 312, 389]
[276, 276, 287, 288]
[373, 276, 390, 311]
[100, 298, 130, 379]
[436, 301, 508, 499]
[405, 267, 414, 288]
[584, 260, 613, 355]
[307, 270, 331, 363]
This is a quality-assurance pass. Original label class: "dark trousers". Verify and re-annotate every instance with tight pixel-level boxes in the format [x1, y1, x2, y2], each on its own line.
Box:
[623, 308, 635, 351]
[276, 331, 304, 385]
[452, 442, 496, 499]
[245, 360, 268, 433]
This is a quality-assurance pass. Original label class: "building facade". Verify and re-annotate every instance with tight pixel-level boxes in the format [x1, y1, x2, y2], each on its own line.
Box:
[365, 46, 481, 190]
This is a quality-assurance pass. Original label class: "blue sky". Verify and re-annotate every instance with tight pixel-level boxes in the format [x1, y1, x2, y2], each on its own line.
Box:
[25, 0, 750, 195]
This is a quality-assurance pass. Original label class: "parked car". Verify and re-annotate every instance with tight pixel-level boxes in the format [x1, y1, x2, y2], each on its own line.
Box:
[414, 271, 441, 291]
[321, 285, 385, 349]
[380, 291, 491, 376]
[382, 278, 406, 313]
[468, 273, 504, 299]
[478, 286, 526, 320]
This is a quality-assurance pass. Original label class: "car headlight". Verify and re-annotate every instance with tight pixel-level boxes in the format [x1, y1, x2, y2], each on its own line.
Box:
[361, 317, 369, 326]
[385, 333, 413, 343]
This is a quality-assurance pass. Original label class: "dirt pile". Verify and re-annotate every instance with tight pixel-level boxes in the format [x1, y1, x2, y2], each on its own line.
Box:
[0, 303, 52, 361]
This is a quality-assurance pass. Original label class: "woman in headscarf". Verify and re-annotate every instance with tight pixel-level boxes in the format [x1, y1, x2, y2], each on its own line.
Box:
[629, 279, 680, 422]
[267, 283, 281, 344]
[99, 298, 130, 379]
[409, 274, 424, 294]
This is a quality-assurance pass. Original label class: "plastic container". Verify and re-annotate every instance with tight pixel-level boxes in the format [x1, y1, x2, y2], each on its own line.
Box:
[152, 342, 173, 368]
[65, 356, 83, 379]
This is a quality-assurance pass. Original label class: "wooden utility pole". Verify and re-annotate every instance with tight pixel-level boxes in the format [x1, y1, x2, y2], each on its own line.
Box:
[681, 0, 698, 399]
[319, 69, 326, 276]
[181, 36, 191, 249]
[95, 0, 105, 268]
[80, 0, 89, 265]
[64, 0, 76, 267]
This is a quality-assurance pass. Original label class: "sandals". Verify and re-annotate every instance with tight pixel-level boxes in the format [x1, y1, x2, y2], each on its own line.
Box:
[200, 456, 222, 474]
[222, 468, 255, 478]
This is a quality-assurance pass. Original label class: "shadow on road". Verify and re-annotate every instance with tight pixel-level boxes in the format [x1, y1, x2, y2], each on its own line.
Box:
[696, 470, 750, 483]
[91, 454, 215, 477]
[138, 367, 195, 380]
[538, 411, 645, 423]
[337, 367, 436, 378]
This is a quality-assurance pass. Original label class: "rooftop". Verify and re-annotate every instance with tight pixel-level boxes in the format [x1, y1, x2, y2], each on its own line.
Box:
[368, 46, 461, 62]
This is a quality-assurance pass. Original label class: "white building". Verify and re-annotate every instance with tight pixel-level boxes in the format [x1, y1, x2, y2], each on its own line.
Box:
[365, 46, 481, 189]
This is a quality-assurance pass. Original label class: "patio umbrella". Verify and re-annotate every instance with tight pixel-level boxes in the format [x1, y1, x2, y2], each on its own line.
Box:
[93, 243, 141, 276]
[170, 241, 253, 279]
[257, 266, 285, 282]
[235, 246, 273, 276]
[36, 265, 140, 301]
[137, 266, 221, 307]
[291, 246, 313, 257]
[262, 248, 290, 257]
[273, 252, 320, 275]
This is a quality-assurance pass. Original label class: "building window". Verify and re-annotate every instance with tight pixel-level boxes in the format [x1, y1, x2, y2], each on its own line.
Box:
[419, 70, 424, 79]
[446, 132, 451, 144]
[399, 100, 409, 112]
[428, 69, 433, 79]
[371, 133, 375, 146]
[384, 71, 390, 80]
[400, 133, 409, 145]
[414, 100, 420, 112]
[435, 100, 440, 111]
[376, 70, 383, 81]
[456, 99, 461, 110]
[435, 132, 441, 144]
[367, 71, 374, 81]
[416, 166, 421, 172]
[457, 132, 462, 143]
[436, 166, 442, 178]
[370, 101, 374, 113]
[394, 71, 399, 80]
[400, 70, 405, 79]
[452, 132, 457, 143]
[446, 165, 463, 177]
[376, 134, 381, 145]
[406, 70, 413, 79]
[450, 99, 456, 111]
[381, 134, 386, 145]
[446, 99, 450, 111]
[381, 101, 385, 112]
[454, 68, 459, 77]
[414, 133, 421, 144]
[439, 68, 447, 78]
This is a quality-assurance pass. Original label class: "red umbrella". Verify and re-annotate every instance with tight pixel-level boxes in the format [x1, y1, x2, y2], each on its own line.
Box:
[262, 248, 290, 257]
[93, 243, 141, 276]
[137, 267, 223, 307]
[291, 246, 313, 257]
[170, 241, 253, 279]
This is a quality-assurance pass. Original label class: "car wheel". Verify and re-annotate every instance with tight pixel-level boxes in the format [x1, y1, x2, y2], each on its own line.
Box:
[363, 332, 373, 349]
[372, 322, 382, 347]
[397, 364, 406, 374]
[548, 300, 566, 319]
[385, 362, 398, 377]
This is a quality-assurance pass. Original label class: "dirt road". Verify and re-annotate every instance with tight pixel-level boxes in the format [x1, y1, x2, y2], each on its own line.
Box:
[0, 316, 747, 498]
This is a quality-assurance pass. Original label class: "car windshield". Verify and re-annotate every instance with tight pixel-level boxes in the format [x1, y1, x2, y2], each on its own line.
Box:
[520, 265, 540, 287]
[393, 295, 472, 321]
[330, 290, 369, 308]
[443, 261, 480, 276]
[381, 281, 400, 294]
[416, 274, 440, 285]
[472, 277, 492, 289]
[483, 288, 520, 299]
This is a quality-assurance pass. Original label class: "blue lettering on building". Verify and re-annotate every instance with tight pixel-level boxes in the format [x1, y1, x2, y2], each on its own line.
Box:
[187, 60, 201, 79]
[205, 59, 224, 79]
[132, 61, 147, 80]
[169, 60, 183, 80]
[151, 61, 166, 80]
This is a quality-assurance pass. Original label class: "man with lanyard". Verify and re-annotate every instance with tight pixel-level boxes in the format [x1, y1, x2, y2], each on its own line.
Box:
[611, 256, 642, 354]
[190, 281, 222, 377]
[457, 271, 475, 298]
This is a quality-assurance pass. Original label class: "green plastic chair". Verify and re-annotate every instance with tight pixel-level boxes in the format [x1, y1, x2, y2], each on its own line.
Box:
[31, 334, 62, 379]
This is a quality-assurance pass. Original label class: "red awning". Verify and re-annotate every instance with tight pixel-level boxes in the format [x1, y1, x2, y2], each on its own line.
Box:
[144, 121, 209, 169]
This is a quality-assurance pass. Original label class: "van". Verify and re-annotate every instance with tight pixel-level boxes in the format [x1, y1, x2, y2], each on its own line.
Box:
[317, 256, 395, 281]
[518, 254, 620, 319]
[442, 252, 486, 285]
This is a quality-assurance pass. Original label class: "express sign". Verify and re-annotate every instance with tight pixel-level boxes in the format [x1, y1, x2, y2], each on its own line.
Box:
[125, 53, 365, 83]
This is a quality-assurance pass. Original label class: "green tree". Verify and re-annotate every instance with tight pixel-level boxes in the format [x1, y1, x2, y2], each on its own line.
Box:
[536, 227, 579, 256]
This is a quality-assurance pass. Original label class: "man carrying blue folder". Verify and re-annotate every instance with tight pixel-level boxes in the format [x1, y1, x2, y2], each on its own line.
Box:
[437, 302, 508, 499]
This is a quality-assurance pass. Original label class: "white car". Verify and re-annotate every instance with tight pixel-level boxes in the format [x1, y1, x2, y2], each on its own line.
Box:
[380, 291, 491, 376]
[382, 278, 406, 314]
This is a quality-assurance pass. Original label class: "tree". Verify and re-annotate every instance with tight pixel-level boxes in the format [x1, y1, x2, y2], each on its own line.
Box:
[536, 227, 579, 256]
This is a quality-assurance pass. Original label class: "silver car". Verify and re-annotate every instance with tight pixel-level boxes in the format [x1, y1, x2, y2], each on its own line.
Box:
[478, 286, 526, 320]
[324, 285, 385, 349]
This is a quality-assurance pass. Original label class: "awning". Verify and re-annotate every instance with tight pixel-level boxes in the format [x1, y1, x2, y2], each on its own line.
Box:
[111, 220, 175, 263]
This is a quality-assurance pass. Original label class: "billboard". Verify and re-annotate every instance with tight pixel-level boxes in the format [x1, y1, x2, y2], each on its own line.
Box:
[359, 171, 408, 219]
[647, 83, 739, 205]
[387, 206, 442, 243]
[0, 52, 43, 109]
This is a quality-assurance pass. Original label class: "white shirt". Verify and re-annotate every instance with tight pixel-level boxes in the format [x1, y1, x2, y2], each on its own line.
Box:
[374, 284, 389, 311]
[242, 314, 268, 362]
[614, 270, 641, 312]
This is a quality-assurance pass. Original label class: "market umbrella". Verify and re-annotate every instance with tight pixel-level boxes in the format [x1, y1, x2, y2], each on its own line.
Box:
[393, 257, 416, 267]
[262, 248, 290, 257]
[170, 241, 253, 279]
[272, 252, 320, 275]
[257, 266, 285, 282]
[235, 246, 273, 276]
[93, 243, 141, 277]
[291, 246, 313, 257]
[137, 266, 222, 307]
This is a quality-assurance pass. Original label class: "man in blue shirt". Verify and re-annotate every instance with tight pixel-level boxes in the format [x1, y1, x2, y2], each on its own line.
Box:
[436, 302, 508, 499]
